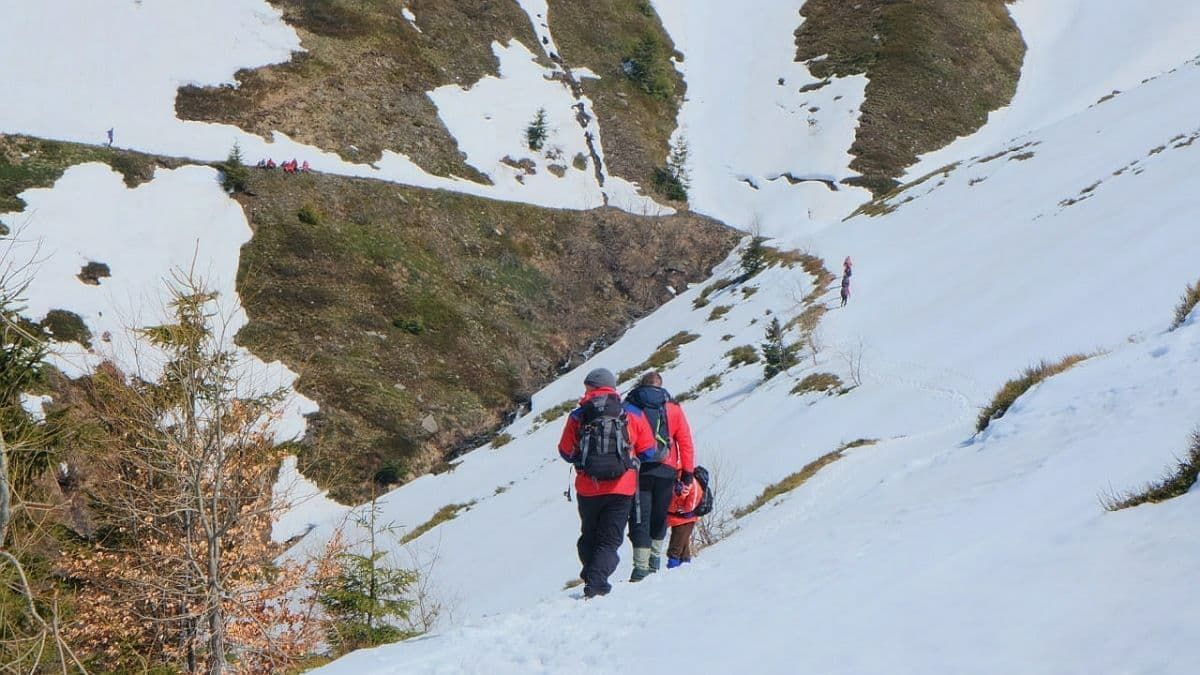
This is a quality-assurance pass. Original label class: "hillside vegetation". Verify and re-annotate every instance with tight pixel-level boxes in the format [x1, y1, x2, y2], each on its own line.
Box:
[0, 134, 735, 502]
[795, 0, 1025, 194]
[546, 0, 684, 198]
[176, 0, 543, 179]
[234, 168, 735, 501]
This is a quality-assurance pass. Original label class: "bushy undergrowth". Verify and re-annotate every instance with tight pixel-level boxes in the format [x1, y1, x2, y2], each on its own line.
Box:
[675, 374, 722, 402]
[976, 354, 1091, 432]
[707, 305, 732, 321]
[791, 372, 843, 396]
[787, 304, 827, 334]
[725, 345, 759, 368]
[1105, 429, 1200, 510]
[694, 277, 736, 309]
[40, 308, 91, 347]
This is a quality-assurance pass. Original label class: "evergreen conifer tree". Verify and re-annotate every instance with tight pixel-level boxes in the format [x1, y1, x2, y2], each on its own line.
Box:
[740, 235, 768, 280]
[761, 317, 798, 379]
[320, 490, 418, 654]
[220, 142, 250, 193]
[526, 108, 549, 151]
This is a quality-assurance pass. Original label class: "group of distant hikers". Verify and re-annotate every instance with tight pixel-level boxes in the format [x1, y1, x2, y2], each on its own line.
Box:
[557, 368, 710, 598]
[256, 157, 311, 174]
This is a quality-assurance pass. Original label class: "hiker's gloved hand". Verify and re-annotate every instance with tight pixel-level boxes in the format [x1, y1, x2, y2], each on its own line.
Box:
[675, 473, 693, 496]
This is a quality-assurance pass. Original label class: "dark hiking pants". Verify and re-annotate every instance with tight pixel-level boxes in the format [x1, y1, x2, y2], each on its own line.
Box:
[628, 467, 675, 548]
[577, 493, 633, 594]
[668, 521, 696, 561]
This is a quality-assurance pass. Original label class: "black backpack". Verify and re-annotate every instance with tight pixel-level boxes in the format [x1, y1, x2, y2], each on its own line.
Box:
[625, 386, 672, 464]
[692, 466, 714, 517]
[575, 394, 637, 480]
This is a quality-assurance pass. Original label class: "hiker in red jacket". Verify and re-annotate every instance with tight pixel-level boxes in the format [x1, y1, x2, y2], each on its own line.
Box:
[558, 368, 656, 598]
[623, 371, 695, 581]
[666, 473, 704, 568]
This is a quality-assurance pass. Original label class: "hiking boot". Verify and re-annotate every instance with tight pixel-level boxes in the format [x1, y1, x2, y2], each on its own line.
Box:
[649, 539, 666, 572]
[583, 585, 610, 599]
[630, 547, 651, 582]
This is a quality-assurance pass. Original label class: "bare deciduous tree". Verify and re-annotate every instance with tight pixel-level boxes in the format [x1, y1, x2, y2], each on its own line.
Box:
[57, 272, 329, 673]
[693, 453, 739, 552]
[837, 338, 866, 388]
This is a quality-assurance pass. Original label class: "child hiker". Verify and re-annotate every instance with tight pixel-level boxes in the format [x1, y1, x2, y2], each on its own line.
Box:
[666, 468, 706, 568]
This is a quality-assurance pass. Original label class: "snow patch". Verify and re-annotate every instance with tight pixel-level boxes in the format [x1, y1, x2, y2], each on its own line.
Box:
[429, 40, 671, 215]
[0, 163, 317, 439]
[651, 0, 871, 236]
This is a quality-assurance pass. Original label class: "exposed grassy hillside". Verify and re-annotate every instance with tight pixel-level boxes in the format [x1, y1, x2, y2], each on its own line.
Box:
[795, 0, 1025, 194]
[546, 0, 684, 200]
[234, 168, 735, 501]
[176, 0, 543, 180]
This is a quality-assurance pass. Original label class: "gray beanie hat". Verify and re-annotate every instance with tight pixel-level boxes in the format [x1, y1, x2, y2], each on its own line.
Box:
[583, 367, 617, 389]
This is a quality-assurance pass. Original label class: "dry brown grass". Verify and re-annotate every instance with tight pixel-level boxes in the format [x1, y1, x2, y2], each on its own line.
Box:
[1170, 279, 1200, 330]
[617, 331, 700, 383]
[400, 502, 476, 544]
[734, 439, 877, 518]
[791, 372, 843, 396]
[787, 304, 827, 335]
[1105, 429, 1200, 510]
[977, 354, 1091, 433]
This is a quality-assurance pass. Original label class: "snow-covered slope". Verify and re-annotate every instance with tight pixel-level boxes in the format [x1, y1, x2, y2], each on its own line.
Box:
[651, 0, 872, 236]
[319, 312, 1200, 674]
[912, 0, 1200, 175]
[4, 0, 1199, 671]
[304, 3, 1200, 672]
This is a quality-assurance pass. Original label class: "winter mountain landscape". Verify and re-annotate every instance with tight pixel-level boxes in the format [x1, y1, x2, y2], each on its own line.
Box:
[2, 1, 1199, 673]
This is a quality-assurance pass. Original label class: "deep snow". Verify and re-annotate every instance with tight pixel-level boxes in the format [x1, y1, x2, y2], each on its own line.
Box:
[306, 1, 1200, 672]
[2, 0, 1199, 672]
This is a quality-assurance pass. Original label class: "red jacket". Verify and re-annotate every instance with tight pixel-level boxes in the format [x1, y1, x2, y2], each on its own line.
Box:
[667, 480, 704, 527]
[625, 390, 696, 473]
[662, 401, 695, 473]
[558, 387, 655, 497]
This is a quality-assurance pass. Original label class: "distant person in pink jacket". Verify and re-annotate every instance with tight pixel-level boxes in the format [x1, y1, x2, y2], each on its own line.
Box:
[841, 256, 853, 307]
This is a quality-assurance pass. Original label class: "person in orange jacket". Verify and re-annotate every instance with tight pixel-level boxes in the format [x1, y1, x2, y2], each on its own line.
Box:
[623, 371, 695, 580]
[558, 368, 656, 598]
[666, 473, 704, 568]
